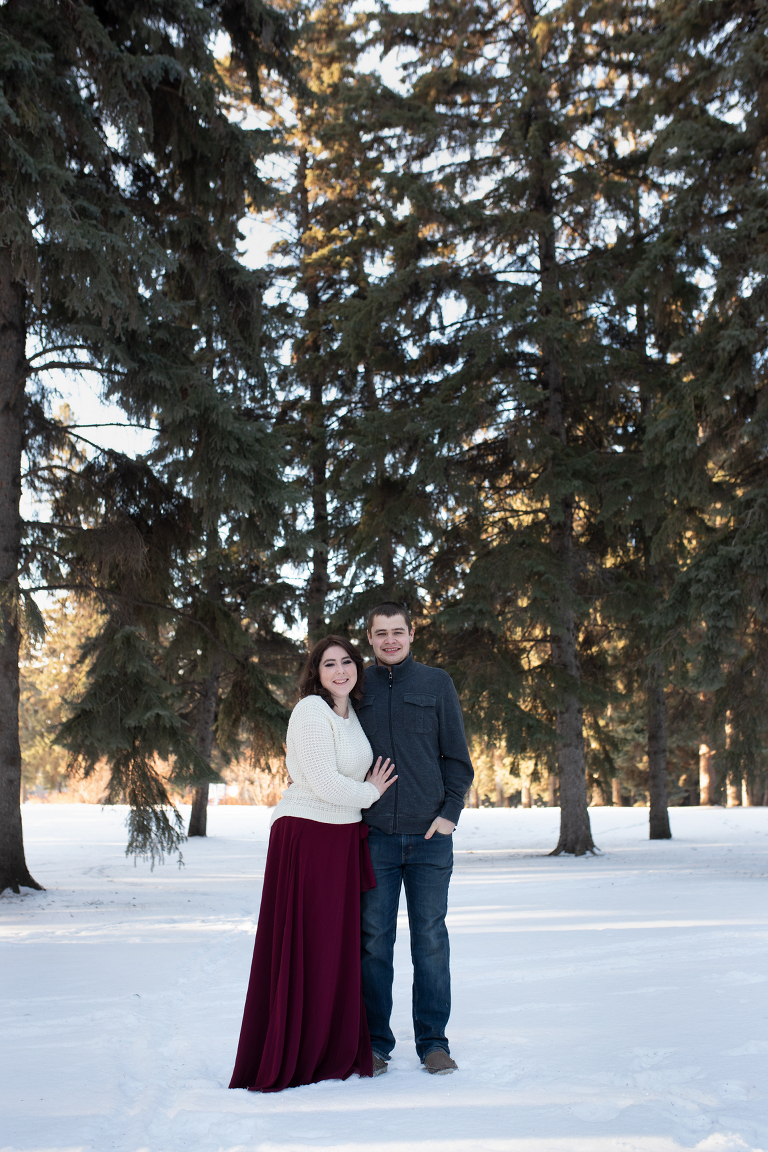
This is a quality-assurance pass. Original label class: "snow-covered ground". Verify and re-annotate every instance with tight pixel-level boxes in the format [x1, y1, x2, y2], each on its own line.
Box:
[2, 805, 768, 1152]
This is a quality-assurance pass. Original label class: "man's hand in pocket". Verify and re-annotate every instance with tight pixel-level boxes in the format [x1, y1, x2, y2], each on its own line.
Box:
[425, 817, 456, 839]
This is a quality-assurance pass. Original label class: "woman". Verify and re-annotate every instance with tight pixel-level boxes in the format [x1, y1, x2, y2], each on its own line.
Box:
[229, 635, 396, 1093]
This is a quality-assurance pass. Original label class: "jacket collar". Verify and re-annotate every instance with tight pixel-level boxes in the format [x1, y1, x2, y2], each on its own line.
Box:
[372, 652, 415, 681]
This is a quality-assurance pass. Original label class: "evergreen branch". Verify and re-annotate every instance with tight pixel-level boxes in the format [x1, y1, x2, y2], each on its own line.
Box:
[60, 431, 129, 455]
[22, 465, 87, 481]
[26, 344, 96, 361]
[28, 361, 126, 377]
[65, 423, 156, 432]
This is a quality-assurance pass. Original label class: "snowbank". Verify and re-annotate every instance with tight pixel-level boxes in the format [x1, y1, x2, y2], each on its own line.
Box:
[2, 805, 767, 1152]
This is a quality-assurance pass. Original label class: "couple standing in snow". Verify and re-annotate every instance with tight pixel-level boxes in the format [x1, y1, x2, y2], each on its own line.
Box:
[229, 602, 475, 1092]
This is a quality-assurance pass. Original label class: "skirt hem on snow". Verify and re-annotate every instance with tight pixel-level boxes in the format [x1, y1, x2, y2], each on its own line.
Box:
[229, 815, 375, 1093]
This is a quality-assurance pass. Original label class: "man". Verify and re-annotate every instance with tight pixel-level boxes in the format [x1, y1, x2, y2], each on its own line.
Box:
[357, 602, 474, 1076]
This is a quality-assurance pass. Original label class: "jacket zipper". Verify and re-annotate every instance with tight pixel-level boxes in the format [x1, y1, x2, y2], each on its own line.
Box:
[388, 665, 397, 832]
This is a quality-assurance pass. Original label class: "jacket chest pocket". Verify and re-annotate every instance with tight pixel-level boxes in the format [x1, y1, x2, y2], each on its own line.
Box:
[402, 692, 437, 735]
[357, 695, 377, 735]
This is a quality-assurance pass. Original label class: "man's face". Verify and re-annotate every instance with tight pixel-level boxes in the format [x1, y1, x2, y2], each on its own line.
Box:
[367, 614, 414, 666]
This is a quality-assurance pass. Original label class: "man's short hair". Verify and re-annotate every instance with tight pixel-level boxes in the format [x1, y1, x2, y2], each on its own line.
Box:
[367, 601, 412, 634]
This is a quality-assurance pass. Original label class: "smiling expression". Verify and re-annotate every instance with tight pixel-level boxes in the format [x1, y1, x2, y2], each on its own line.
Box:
[318, 645, 359, 701]
[367, 614, 414, 667]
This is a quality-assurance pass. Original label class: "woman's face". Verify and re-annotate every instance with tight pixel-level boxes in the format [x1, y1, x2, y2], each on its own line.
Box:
[318, 645, 358, 699]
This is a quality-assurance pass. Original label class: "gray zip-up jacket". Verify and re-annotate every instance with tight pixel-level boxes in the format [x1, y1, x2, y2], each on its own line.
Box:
[356, 654, 474, 835]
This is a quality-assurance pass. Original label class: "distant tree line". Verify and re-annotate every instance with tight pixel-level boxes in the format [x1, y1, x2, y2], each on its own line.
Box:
[1, 0, 765, 892]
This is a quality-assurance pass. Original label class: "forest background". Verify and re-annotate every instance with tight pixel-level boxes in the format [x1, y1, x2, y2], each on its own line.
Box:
[1, 0, 766, 893]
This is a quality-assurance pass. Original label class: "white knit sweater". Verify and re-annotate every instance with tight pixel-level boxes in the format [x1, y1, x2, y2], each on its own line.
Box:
[271, 694, 380, 826]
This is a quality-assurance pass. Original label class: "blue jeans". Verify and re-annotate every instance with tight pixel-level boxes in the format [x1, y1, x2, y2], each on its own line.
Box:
[361, 827, 453, 1061]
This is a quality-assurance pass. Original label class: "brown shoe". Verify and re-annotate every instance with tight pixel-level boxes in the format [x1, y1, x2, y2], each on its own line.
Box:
[372, 1054, 388, 1077]
[423, 1049, 458, 1075]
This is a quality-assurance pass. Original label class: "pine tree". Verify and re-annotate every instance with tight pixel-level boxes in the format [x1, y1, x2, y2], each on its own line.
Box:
[638, 0, 768, 806]
[350, 0, 682, 853]
[213, 0, 767, 851]
[274, 0, 757, 852]
[0, 0, 295, 892]
[252, 0, 425, 636]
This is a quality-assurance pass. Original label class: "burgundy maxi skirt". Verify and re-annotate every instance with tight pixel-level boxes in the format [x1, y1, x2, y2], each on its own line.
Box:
[229, 816, 376, 1092]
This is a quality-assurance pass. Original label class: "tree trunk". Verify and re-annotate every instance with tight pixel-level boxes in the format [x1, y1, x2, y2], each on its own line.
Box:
[493, 748, 506, 807]
[590, 776, 607, 806]
[699, 744, 715, 805]
[635, 199, 671, 841]
[307, 435, 328, 642]
[548, 773, 558, 807]
[742, 779, 752, 807]
[647, 661, 672, 838]
[188, 664, 220, 838]
[549, 512, 594, 854]
[379, 541, 395, 599]
[724, 715, 740, 806]
[363, 361, 396, 597]
[0, 250, 41, 894]
[521, 777, 531, 808]
[611, 778, 621, 806]
[541, 295, 592, 851]
[519, 6, 594, 855]
[297, 149, 328, 643]
[188, 782, 209, 837]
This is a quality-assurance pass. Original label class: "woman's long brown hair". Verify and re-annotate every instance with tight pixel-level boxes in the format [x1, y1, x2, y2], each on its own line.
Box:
[298, 635, 366, 709]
